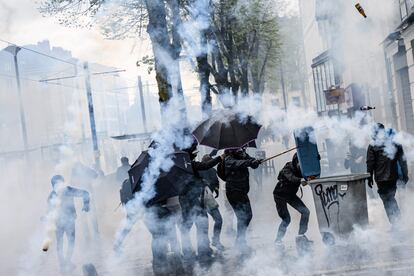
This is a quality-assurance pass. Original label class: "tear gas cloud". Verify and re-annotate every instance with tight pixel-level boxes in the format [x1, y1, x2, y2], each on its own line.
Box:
[3, 0, 414, 275]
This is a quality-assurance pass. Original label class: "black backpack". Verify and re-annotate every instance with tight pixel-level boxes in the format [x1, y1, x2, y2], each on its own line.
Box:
[217, 160, 226, 181]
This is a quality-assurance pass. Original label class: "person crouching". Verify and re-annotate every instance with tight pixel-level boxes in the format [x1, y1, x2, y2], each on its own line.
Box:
[273, 153, 312, 246]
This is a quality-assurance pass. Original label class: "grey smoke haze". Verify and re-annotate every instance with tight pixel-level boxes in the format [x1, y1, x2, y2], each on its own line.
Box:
[2, 0, 414, 275]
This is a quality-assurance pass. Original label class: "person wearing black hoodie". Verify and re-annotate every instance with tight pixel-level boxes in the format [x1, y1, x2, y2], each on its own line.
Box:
[224, 148, 261, 248]
[367, 123, 409, 226]
[273, 153, 311, 245]
[180, 142, 224, 260]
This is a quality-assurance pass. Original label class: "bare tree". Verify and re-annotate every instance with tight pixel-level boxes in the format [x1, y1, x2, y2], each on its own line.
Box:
[40, 0, 187, 117]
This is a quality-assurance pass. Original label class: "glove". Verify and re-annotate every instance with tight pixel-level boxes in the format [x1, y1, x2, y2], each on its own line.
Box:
[251, 160, 261, 169]
[82, 203, 90, 212]
[404, 176, 409, 184]
[367, 176, 373, 188]
[301, 180, 308, 186]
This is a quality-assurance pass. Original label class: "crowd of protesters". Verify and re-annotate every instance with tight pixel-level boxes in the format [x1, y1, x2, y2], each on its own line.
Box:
[45, 122, 409, 275]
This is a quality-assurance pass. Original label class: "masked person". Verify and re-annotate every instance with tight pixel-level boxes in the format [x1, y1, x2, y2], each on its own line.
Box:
[179, 143, 224, 261]
[47, 175, 90, 271]
[199, 154, 224, 251]
[273, 153, 312, 247]
[223, 148, 261, 249]
[367, 123, 409, 226]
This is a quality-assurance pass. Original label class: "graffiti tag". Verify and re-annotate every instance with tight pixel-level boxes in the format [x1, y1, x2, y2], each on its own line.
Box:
[315, 184, 346, 227]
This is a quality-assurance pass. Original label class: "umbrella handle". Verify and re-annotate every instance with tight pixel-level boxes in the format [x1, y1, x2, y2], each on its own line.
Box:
[261, 147, 297, 163]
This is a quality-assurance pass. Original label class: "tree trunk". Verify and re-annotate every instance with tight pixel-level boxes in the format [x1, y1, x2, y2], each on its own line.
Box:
[145, 0, 187, 119]
[167, 0, 187, 117]
[145, 0, 172, 106]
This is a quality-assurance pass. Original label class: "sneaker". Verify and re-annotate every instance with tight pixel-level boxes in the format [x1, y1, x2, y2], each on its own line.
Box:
[301, 235, 314, 244]
[274, 239, 284, 248]
[212, 239, 225, 251]
[295, 235, 313, 256]
[182, 249, 196, 262]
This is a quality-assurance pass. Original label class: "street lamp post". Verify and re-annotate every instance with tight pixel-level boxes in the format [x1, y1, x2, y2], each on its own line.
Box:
[5, 45, 29, 153]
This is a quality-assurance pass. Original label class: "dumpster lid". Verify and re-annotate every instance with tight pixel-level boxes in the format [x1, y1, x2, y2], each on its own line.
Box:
[309, 173, 370, 184]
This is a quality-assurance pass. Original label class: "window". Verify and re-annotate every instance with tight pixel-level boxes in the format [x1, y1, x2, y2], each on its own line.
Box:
[401, 0, 408, 20]
[4, 62, 12, 73]
[312, 57, 338, 113]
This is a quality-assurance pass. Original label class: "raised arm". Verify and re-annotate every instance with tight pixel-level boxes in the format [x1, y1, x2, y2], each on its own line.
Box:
[193, 156, 222, 171]
[67, 186, 90, 208]
[225, 157, 256, 170]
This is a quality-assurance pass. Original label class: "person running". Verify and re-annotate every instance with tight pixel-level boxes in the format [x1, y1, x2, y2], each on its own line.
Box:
[223, 148, 261, 250]
[367, 123, 409, 226]
[47, 175, 90, 271]
[273, 153, 312, 246]
[199, 154, 224, 251]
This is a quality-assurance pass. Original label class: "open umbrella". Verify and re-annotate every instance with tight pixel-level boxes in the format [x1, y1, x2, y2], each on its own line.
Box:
[192, 110, 261, 150]
[127, 150, 193, 205]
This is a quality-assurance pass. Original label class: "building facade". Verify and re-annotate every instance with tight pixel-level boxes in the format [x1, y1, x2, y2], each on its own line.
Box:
[299, 0, 395, 124]
[0, 40, 131, 170]
[384, 1, 414, 134]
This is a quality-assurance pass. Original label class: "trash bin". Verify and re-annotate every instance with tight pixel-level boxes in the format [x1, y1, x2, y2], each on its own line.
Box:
[309, 173, 370, 244]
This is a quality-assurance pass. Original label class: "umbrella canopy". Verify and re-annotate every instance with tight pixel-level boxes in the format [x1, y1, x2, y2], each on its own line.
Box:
[127, 150, 194, 206]
[192, 110, 261, 150]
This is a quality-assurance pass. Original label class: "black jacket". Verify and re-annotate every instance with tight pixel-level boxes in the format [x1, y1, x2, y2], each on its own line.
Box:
[192, 156, 222, 177]
[366, 144, 408, 183]
[273, 161, 302, 197]
[180, 156, 221, 197]
[224, 155, 258, 193]
[199, 168, 219, 191]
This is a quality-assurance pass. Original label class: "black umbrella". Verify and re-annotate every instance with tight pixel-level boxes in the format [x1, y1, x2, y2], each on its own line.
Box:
[127, 150, 193, 205]
[192, 110, 261, 150]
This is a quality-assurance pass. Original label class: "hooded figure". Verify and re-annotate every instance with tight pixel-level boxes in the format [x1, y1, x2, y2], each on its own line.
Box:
[199, 154, 224, 250]
[367, 123, 408, 225]
[273, 153, 312, 245]
[179, 141, 223, 260]
[224, 147, 261, 249]
[47, 175, 90, 270]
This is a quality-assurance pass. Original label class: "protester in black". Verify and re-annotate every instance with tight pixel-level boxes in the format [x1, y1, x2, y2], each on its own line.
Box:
[367, 123, 409, 226]
[180, 143, 223, 260]
[47, 175, 90, 270]
[273, 153, 311, 245]
[224, 148, 261, 248]
[199, 154, 224, 250]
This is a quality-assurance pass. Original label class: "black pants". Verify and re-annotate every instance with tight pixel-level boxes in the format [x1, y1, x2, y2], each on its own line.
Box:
[207, 207, 223, 242]
[226, 190, 252, 243]
[56, 218, 76, 267]
[274, 194, 310, 241]
[377, 181, 400, 225]
[179, 190, 211, 256]
[144, 206, 172, 272]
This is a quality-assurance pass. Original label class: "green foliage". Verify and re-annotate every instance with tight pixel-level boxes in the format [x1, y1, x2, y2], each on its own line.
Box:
[210, 0, 281, 94]
[136, 55, 155, 74]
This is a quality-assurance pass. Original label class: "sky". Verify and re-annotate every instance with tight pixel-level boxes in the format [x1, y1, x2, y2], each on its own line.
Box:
[0, 0, 299, 78]
[0, 0, 150, 80]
